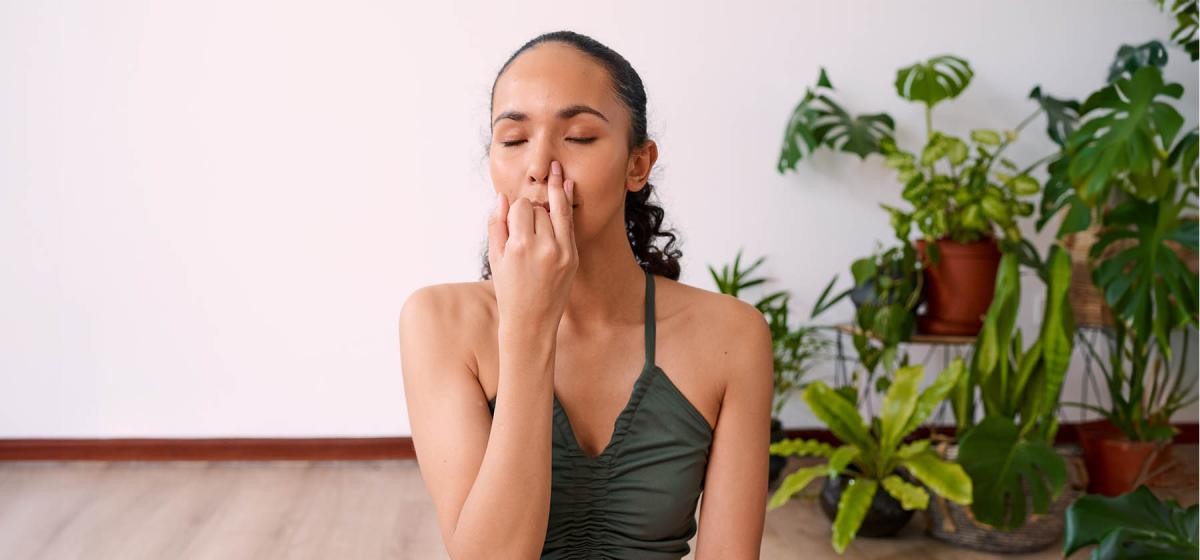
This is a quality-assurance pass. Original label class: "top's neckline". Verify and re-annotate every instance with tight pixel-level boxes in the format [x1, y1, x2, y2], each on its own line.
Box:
[489, 269, 657, 461]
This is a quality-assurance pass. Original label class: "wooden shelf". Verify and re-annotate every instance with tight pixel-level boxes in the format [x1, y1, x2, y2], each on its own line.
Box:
[833, 323, 977, 346]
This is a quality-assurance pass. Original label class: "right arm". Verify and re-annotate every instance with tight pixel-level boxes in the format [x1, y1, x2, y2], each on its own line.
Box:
[399, 285, 556, 559]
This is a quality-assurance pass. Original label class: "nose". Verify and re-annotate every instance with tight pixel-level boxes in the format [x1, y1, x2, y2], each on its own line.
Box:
[524, 133, 563, 185]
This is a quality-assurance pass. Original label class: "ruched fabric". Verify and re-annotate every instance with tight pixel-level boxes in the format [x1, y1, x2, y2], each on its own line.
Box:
[487, 268, 714, 559]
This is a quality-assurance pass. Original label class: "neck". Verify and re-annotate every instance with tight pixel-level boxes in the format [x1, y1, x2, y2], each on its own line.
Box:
[559, 226, 646, 336]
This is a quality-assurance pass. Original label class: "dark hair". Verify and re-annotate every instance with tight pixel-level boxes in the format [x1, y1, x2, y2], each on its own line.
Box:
[479, 30, 683, 281]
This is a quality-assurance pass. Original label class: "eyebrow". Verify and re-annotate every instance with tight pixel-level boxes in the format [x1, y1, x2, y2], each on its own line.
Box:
[492, 104, 609, 127]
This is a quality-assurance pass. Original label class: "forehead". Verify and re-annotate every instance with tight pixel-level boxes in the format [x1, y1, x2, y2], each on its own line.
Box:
[492, 43, 621, 122]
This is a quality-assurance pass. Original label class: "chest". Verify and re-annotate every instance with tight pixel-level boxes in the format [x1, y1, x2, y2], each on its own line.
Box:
[476, 317, 721, 458]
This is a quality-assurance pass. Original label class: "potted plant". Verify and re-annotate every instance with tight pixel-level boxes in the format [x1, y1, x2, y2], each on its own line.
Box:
[1062, 484, 1199, 560]
[924, 246, 1084, 553]
[767, 360, 972, 554]
[880, 54, 1049, 335]
[776, 56, 1050, 336]
[811, 242, 924, 396]
[708, 249, 831, 487]
[1034, 39, 1199, 496]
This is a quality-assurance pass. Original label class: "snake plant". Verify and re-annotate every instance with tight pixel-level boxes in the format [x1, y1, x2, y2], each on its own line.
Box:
[950, 245, 1077, 531]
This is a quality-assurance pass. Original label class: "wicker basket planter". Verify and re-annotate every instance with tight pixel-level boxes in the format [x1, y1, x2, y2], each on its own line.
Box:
[920, 443, 1087, 554]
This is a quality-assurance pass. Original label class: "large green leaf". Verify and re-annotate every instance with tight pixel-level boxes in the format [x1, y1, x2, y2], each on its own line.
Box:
[1038, 151, 1093, 236]
[1063, 484, 1198, 559]
[1106, 40, 1170, 83]
[1066, 65, 1186, 204]
[769, 438, 835, 458]
[767, 463, 828, 511]
[827, 445, 861, 478]
[899, 450, 973, 506]
[881, 474, 930, 511]
[1034, 245, 1076, 438]
[894, 54, 974, 109]
[973, 253, 1021, 416]
[899, 358, 965, 437]
[832, 477, 878, 554]
[1168, 128, 1198, 188]
[956, 415, 1068, 530]
[778, 67, 895, 173]
[803, 381, 875, 453]
[1091, 184, 1200, 357]
[1028, 85, 1081, 147]
[877, 365, 923, 458]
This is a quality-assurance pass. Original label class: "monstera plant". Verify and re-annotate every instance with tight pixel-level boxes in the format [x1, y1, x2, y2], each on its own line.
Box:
[1033, 38, 1199, 495]
[1063, 484, 1199, 560]
[776, 67, 896, 173]
[767, 360, 972, 554]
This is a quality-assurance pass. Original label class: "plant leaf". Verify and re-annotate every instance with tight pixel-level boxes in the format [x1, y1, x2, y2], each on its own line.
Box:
[832, 477, 878, 554]
[900, 450, 973, 506]
[895, 54, 974, 109]
[767, 463, 828, 510]
[1063, 484, 1199, 558]
[957, 416, 1068, 530]
[881, 474, 930, 510]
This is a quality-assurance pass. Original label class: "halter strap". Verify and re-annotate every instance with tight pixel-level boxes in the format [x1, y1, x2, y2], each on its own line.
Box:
[643, 268, 655, 367]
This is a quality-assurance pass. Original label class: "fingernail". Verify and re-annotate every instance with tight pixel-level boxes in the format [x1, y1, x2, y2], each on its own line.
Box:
[551, 161, 561, 175]
[565, 180, 574, 199]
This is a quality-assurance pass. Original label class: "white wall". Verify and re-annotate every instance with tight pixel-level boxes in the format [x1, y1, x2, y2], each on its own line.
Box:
[1, 0, 1196, 437]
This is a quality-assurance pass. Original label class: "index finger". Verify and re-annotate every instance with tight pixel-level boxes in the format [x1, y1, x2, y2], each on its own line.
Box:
[547, 162, 575, 251]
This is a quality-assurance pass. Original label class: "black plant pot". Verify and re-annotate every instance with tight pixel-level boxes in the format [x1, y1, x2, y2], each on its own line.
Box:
[768, 417, 786, 488]
[819, 471, 914, 538]
[849, 274, 926, 310]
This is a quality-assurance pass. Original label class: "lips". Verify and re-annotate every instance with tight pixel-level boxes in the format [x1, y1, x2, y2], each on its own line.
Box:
[532, 201, 576, 211]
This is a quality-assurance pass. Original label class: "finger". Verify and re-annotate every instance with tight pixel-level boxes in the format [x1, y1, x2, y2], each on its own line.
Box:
[547, 163, 574, 245]
[533, 201, 553, 238]
[487, 192, 509, 264]
[508, 196, 534, 241]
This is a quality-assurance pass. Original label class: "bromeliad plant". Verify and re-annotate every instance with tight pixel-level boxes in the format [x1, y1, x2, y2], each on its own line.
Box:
[949, 246, 1078, 530]
[767, 360, 972, 554]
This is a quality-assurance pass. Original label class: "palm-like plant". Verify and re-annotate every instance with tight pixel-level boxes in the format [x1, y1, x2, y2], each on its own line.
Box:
[767, 360, 972, 554]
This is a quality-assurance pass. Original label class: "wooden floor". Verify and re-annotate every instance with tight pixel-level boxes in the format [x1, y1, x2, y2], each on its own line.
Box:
[1, 445, 1195, 559]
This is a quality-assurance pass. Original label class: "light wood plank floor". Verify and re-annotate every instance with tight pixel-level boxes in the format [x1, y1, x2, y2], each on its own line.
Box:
[1, 445, 1194, 559]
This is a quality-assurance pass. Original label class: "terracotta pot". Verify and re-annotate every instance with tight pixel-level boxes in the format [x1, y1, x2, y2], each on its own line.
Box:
[915, 238, 1002, 336]
[1075, 419, 1173, 496]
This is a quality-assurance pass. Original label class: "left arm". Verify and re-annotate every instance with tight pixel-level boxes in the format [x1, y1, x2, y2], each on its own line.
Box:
[693, 298, 774, 559]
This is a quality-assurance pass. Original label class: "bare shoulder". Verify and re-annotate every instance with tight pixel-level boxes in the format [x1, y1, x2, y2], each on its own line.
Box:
[399, 280, 497, 374]
[657, 277, 772, 398]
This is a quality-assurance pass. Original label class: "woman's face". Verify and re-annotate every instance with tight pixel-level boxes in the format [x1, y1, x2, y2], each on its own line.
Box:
[489, 42, 652, 245]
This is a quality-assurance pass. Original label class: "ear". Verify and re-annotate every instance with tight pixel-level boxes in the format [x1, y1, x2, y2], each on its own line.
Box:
[625, 140, 658, 192]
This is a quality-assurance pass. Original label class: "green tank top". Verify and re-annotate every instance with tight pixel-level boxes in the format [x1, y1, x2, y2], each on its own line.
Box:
[487, 268, 715, 559]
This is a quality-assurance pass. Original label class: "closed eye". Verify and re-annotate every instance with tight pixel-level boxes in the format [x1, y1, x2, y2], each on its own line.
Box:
[499, 137, 598, 147]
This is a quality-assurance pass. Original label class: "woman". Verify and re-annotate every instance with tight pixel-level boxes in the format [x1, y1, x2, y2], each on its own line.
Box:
[400, 30, 773, 559]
